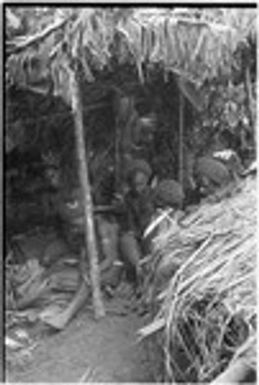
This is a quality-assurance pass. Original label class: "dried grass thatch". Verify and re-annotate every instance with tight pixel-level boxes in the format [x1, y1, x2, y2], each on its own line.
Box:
[6, 8, 256, 104]
[140, 175, 256, 382]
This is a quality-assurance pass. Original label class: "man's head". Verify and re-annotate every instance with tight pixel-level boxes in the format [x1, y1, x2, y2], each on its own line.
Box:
[127, 159, 152, 194]
[130, 170, 150, 194]
[139, 113, 157, 145]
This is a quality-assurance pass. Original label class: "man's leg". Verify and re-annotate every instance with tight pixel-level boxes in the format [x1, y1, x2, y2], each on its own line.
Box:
[40, 279, 90, 330]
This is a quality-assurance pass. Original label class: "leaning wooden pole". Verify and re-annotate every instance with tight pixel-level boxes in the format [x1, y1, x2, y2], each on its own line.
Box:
[178, 92, 184, 192]
[114, 106, 121, 193]
[68, 64, 105, 319]
[245, 66, 255, 131]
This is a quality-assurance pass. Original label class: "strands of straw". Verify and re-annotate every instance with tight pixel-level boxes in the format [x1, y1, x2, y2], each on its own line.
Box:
[140, 176, 256, 382]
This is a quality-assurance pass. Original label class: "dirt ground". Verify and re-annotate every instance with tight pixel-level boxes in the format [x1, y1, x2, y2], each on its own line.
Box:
[6, 289, 155, 383]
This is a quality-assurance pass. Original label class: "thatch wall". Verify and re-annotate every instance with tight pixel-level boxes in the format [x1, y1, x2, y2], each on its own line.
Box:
[140, 175, 256, 382]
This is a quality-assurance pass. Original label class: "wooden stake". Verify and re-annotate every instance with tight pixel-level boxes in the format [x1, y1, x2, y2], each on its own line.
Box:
[114, 106, 121, 193]
[245, 66, 255, 131]
[68, 64, 105, 319]
[178, 92, 184, 192]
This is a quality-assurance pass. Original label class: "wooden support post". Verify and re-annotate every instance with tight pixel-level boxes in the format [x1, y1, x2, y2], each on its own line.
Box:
[179, 92, 184, 189]
[114, 112, 121, 193]
[245, 66, 255, 131]
[68, 65, 105, 319]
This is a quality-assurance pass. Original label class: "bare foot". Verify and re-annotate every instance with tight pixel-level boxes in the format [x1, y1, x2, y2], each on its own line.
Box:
[40, 310, 70, 330]
[40, 281, 90, 330]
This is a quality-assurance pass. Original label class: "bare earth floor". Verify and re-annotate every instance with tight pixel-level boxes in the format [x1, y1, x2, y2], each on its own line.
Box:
[6, 296, 154, 383]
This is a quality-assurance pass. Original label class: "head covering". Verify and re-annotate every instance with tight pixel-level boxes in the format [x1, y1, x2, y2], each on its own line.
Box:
[155, 179, 184, 208]
[194, 156, 230, 187]
[126, 159, 152, 181]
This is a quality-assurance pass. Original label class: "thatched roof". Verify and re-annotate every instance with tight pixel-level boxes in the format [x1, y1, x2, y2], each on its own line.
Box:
[6, 7, 256, 105]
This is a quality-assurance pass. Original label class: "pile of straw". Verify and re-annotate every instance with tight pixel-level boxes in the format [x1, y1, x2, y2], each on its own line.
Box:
[140, 175, 256, 383]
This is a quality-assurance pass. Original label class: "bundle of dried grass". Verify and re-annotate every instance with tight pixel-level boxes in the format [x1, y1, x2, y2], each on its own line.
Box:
[140, 175, 256, 383]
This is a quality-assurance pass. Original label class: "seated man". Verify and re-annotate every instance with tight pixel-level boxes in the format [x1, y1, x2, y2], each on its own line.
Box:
[124, 160, 155, 240]
[40, 187, 123, 330]
[119, 159, 155, 286]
